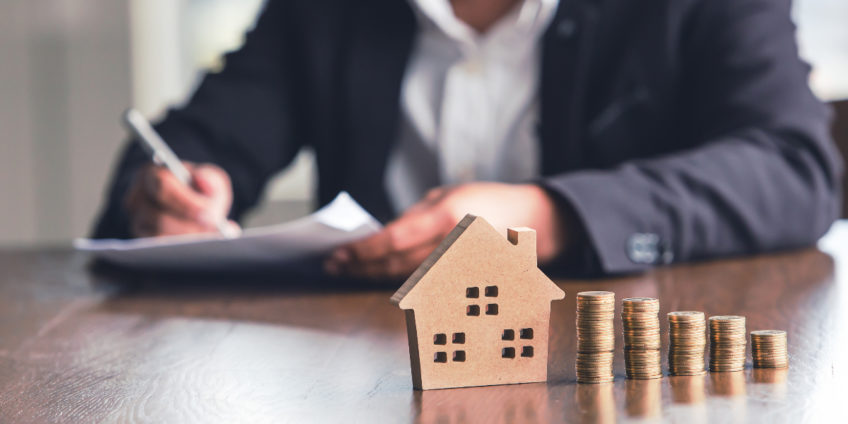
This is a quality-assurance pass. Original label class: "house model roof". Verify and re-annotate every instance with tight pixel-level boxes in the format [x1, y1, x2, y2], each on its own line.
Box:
[391, 214, 564, 309]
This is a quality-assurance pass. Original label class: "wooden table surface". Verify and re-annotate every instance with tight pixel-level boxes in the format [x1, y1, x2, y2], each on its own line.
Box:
[2, 224, 847, 423]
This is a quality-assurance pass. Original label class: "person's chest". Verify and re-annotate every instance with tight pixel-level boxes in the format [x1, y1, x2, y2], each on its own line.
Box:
[289, 0, 687, 178]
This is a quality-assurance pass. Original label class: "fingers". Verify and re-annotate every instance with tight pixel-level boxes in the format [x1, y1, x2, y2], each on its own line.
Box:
[123, 162, 235, 238]
[129, 201, 211, 237]
[143, 166, 210, 222]
[333, 241, 440, 281]
[192, 164, 232, 201]
[344, 207, 453, 263]
[325, 181, 568, 280]
[323, 187, 461, 279]
[130, 208, 241, 239]
[324, 203, 459, 280]
[223, 219, 243, 236]
[190, 164, 233, 226]
[409, 187, 447, 211]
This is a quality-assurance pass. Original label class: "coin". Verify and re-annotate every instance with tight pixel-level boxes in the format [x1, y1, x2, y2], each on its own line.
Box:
[576, 351, 615, 383]
[624, 348, 663, 379]
[750, 330, 788, 368]
[576, 292, 616, 383]
[709, 316, 747, 372]
[668, 311, 706, 376]
[576, 291, 616, 353]
[622, 297, 662, 378]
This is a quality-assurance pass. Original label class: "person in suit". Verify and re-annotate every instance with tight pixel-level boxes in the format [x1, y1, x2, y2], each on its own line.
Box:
[94, 0, 843, 280]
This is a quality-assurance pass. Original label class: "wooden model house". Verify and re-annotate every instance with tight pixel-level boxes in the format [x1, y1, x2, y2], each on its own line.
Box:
[390, 214, 565, 390]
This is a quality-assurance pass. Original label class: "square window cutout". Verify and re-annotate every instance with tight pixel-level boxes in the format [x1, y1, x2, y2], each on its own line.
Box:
[502, 347, 515, 358]
[433, 333, 447, 345]
[485, 286, 498, 297]
[434, 352, 447, 363]
[453, 351, 466, 362]
[467, 305, 480, 316]
[502, 329, 515, 340]
[452, 333, 465, 344]
[486, 304, 499, 315]
[521, 346, 534, 357]
[466, 287, 479, 298]
[520, 328, 534, 339]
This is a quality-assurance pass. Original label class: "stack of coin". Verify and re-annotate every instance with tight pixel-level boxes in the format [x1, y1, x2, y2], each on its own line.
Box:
[708, 315, 747, 372]
[622, 297, 662, 379]
[750, 330, 788, 368]
[667, 311, 706, 375]
[622, 298, 661, 349]
[576, 291, 615, 383]
[624, 349, 662, 379]
[576, 351, 616, 384]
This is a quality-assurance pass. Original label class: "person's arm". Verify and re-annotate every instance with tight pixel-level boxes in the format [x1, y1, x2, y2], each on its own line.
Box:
[542, 0, 843, 274]
[324, 183, 570, 280]
[326, 0, 842, 281]
[93, 0, 300, 239]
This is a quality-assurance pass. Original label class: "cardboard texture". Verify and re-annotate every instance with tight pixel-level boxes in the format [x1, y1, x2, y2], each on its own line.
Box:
[391, 214, 566, 390]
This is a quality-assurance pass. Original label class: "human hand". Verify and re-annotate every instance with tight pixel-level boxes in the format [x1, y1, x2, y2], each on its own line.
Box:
[124, 162, 240, 237]
[324, 183, 569, 281]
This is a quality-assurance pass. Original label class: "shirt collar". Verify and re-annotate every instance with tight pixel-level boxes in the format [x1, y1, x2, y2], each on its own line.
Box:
[408, 0, 559, 49]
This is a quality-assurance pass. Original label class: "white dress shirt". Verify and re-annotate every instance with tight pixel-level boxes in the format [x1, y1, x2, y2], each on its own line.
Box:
[385, 0, 560, 213]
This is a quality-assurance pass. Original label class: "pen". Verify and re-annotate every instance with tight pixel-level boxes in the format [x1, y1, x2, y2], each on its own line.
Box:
[122, 108, 239, 238]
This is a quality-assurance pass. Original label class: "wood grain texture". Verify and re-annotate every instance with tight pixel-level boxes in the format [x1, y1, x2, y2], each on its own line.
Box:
[1, 222, 847, 423]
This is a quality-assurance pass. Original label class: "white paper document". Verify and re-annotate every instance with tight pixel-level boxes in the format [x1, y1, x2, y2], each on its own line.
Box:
[74, 192, 382, 271]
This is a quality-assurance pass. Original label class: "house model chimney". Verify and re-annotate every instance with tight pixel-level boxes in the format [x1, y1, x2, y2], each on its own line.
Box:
[507, 227, 537, 259]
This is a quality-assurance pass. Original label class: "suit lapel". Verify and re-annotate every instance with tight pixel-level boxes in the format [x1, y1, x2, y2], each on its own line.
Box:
[342, 0, 416, 222]
[540, 0, 599, 174]
[339, 0, 599, 218]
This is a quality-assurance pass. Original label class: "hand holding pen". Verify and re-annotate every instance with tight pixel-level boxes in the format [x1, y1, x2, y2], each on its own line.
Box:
[121, 109, 241, 239]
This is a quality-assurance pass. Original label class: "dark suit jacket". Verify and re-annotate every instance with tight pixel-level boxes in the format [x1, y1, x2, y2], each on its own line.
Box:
[93, 0, 843, 275]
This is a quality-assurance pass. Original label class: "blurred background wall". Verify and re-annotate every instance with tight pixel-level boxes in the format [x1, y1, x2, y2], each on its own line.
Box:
[0, 0, 845, 247]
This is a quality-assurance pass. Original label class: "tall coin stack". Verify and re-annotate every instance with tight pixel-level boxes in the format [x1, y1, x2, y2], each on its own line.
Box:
[751, 330, 788, 368]
[667, 311, 706, 375]
[708, 315, 746, 372]
[621, 297, 662, 379]
[576, 291, 616, 383]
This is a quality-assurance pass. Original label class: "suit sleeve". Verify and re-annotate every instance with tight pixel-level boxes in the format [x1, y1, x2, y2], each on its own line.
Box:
[92, 0, 299, 239]
[542, 0, 843, 274]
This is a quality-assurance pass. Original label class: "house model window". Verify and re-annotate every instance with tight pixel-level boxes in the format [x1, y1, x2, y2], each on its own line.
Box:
[433, 332, 468, 364]
[390, 214, 566, 390]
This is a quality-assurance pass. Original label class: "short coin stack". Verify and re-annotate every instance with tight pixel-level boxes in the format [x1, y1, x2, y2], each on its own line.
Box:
[576, 291, 616, 383]
[708, 315, 746, 372]
[621, 297, 662, 379]
[751, 330, 788, 368]
[667, 311, 706, 375]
